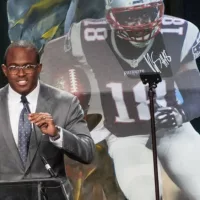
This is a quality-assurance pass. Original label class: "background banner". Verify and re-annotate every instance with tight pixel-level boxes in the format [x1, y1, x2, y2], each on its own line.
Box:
[1, 0, 200, 199]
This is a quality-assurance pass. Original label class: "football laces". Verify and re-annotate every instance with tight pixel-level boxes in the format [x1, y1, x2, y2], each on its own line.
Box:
[69, 69, 78, 93]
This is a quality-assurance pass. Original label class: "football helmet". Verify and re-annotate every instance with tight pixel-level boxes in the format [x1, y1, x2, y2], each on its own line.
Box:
[105, 0, 164, 45]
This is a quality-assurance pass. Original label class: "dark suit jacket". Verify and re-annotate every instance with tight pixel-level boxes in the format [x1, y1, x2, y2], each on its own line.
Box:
[0, 81, 95, 199]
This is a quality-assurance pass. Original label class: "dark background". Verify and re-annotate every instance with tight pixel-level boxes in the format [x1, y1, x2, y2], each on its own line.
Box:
[1, 0, 200, 132]
[0, 0, 10, 88]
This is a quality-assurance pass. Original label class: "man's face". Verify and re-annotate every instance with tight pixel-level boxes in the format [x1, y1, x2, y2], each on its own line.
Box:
[2, 47, 42, 95]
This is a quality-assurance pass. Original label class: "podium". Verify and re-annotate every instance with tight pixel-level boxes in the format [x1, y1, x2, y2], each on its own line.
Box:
[0, 178, 73, 200]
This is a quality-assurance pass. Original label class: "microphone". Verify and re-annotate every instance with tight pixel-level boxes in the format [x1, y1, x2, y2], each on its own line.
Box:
[41, 156, 57, 178]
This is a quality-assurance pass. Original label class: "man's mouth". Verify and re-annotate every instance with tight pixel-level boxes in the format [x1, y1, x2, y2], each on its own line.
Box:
[17, 80, 28, 86]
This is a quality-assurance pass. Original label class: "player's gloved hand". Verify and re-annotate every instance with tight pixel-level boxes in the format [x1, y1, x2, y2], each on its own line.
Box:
[155, 107, 186, 129]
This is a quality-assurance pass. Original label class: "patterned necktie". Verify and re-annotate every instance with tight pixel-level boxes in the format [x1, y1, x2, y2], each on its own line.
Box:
[18, 95, 32, 167]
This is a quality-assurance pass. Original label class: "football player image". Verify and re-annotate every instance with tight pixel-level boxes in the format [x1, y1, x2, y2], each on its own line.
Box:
[41, 0, 200, 199]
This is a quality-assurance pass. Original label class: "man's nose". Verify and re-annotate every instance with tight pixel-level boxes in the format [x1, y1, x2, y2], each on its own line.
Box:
[18, 68, 26, 76]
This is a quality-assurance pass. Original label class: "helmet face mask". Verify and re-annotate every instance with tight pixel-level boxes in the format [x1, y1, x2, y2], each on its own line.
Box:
[106, 0, 164, 45]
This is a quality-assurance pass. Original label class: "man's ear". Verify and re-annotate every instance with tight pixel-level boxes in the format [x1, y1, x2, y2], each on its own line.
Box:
[1, 64, 7, 77]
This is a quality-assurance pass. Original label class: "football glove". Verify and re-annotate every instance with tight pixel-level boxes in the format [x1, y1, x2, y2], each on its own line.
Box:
[155, 107, 186, 129]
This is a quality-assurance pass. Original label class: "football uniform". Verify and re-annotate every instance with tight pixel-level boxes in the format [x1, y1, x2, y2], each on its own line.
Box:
[60, 15, 200, 137]
[42, 15, 200, 200]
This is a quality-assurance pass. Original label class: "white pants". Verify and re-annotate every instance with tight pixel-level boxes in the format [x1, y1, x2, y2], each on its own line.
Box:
[106, 122, 200, 200]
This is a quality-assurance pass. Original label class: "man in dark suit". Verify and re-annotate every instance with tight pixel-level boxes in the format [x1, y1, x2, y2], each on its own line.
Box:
[0, 40, 95, 199]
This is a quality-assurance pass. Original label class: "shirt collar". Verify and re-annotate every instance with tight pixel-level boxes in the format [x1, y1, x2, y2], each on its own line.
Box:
[8, 81, 40, 104]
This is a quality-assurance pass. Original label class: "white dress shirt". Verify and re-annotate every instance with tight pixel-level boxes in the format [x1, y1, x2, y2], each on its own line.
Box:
[7, 81, 63, 148]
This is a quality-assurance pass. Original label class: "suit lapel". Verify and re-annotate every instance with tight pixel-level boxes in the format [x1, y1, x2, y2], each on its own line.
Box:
[0, 85, 24, 171]
[25, 82, 54, 172]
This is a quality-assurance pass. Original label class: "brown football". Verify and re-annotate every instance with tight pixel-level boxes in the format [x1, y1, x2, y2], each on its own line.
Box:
[53, 67, 91, 113]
